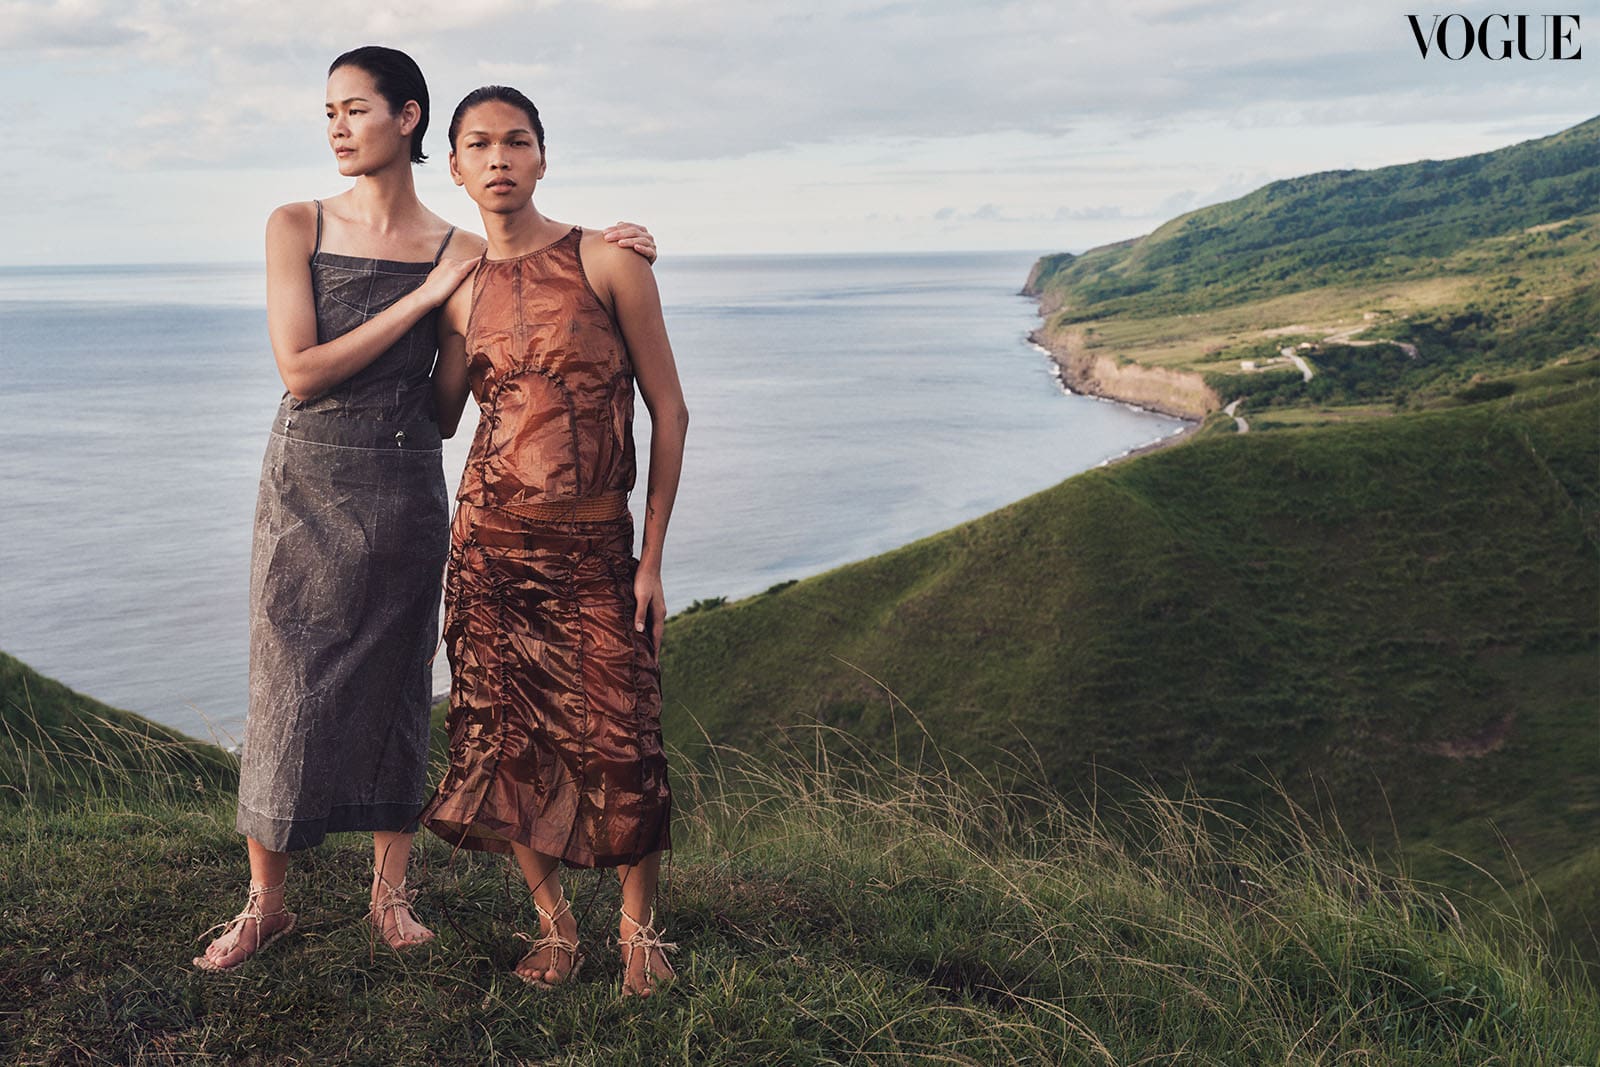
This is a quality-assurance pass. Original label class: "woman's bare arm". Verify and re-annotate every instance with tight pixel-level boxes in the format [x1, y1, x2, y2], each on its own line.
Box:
[585, 235, 689, 646]
[434, 279, 475, 438]
[265, 203, 478, 401]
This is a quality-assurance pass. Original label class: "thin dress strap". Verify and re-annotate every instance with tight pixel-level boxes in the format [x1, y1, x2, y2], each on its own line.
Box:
[312, 200, 324, 255]
[433, 226, 456, 264]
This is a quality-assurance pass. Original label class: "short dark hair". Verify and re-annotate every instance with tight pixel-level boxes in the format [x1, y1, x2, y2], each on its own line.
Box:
[448, 86, 545, 153]
[329, 46, 430, 165]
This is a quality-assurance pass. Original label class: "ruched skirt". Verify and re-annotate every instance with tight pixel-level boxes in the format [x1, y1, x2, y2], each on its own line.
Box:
[420, 502, 672, 867]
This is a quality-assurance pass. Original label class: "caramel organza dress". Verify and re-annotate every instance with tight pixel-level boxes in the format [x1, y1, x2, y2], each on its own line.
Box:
[421, 228, 671, 868]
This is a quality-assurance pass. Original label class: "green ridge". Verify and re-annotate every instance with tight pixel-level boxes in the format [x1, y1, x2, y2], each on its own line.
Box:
[0, 650, 233, 807]
[1025, 115, 1600, 414]
[3, 661, 1597, 1063]
[659, 378, 1600, 967]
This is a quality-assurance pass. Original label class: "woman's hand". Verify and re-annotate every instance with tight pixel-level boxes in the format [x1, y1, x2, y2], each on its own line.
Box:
[633, 565, 666, 650]
[604, 222, 657, 265]
[416, 256, 480, 309]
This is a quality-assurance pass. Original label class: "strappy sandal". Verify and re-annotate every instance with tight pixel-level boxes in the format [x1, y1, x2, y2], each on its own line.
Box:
[368, 871, 434, 950]
[617, 907, 678, 998]
[514, 895, 584, 988]
[192, 880, 297, 973]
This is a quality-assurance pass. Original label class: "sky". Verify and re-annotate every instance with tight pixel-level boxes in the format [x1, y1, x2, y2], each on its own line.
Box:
[0, 1, 1594, 264]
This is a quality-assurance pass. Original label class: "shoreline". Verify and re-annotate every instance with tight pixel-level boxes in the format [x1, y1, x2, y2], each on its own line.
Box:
[1027, 337, 1203, 465]
[1028, 326, 1219, 422]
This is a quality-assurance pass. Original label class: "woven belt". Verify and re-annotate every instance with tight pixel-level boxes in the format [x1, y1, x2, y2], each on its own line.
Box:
[497, 491, 630, 524]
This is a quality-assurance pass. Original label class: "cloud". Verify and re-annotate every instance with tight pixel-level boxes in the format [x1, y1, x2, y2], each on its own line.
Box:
[11, 0, 1596, 173]
[0, 0, 142, 51]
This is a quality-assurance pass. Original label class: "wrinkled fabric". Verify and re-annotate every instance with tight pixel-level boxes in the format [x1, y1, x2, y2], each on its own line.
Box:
[236, 218, 452, 853]
[421, 228, 672, 867]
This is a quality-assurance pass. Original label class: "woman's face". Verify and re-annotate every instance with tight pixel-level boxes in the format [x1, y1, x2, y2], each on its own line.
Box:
[449, 100, 546, 215]
[325, 65, 411, 176]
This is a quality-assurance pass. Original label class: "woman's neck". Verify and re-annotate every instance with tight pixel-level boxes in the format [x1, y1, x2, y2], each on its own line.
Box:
[481, 202, 568, 259]
[342, 163, 424, 235]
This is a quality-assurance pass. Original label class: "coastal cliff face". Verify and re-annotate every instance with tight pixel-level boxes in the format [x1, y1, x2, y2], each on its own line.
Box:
[1030, 322, 1220, 420]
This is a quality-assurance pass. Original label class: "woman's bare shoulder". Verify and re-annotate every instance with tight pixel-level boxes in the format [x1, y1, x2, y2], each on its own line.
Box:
[265, 201, 320, 264]
[267, 199, 319, 232]
[579, 225, 646, 271]
[441, 227, 488, 258]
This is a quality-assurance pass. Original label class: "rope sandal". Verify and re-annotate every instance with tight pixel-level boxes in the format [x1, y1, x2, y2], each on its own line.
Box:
[617, 907, 678, 998]
[368, 871, 434, 950]
[192, 881, 296, 973]
[514, 895, 584, 988]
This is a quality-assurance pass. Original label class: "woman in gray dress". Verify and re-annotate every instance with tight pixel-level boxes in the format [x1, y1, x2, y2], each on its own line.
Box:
[194, 46, 656, 972]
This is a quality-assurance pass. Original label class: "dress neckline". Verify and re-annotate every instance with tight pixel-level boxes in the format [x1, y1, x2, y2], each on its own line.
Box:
[482, 227, 580, 265]
[313, 250, 435, 269]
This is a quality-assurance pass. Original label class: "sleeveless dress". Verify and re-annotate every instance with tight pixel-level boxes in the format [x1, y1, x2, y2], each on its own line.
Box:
[235, 202, 454, 852]
[420, 227, 672, 868]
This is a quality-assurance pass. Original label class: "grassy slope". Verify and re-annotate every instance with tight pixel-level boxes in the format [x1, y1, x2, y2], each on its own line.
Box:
[659, 378, 1600, 965]
[1025, 115, 1599, 316]
[1025, 115, 1600, 411]
[0, 649, 233, 806]
[2, 661, 1598, 1064]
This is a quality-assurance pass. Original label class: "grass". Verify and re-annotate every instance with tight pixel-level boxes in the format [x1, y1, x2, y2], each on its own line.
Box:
[658, 377, 1600, 972]
[1026, 115, 1600, 417]
[3, 680, 1598, 1065]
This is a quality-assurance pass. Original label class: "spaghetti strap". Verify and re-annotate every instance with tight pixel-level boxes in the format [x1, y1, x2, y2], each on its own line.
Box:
[433, 226, 457, 264]
[313, 200, 324, 255]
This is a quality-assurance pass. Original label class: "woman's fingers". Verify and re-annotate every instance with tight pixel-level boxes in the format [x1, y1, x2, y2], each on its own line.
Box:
[633, 574, 666, 648]
[604, 222, 657, 264]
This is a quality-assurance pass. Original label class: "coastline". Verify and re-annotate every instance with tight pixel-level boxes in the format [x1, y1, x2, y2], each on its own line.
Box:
[1028, 324, 1219, 422]
[1027, 333, 1204, 464]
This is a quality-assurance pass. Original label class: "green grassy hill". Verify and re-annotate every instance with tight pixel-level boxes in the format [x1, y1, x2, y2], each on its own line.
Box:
[0, 649, 233, 806]
[3, 659, 1598, 1064]
[659, 375, 1600, 967]
[1025, 116, 1600, 413]
[1026, 115, 1598, 317]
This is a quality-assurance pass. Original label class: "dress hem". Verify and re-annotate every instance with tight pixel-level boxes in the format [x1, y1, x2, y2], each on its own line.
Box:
[235, 799, 423, 853]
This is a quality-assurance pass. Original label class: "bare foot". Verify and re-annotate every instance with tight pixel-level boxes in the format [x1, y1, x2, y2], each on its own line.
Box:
[515, 897, 582, 987]
[370, 874, 435, 949]
[193, 884, 297, 972]
[618, 909, 676, 998]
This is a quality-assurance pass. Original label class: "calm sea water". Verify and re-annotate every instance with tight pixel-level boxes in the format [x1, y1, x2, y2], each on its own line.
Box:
[0, 253, 1184, 742]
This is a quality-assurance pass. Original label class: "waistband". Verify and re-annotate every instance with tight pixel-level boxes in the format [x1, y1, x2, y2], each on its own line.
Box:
[270, 408, 442, 451]
[494, 491, 631, 524]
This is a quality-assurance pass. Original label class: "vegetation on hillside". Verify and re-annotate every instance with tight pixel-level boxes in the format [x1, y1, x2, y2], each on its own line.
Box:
[1025, 115, 1600, 413]
[1025, 116, 1598, 318]
[0, 650, 232, 807]
[2, 672, 1597, 1065]
[659, 378, 1600, 969]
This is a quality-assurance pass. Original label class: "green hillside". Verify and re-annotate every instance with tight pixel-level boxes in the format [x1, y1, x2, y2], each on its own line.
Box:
[0, 650, 233, 806]
[1025, 116, 1600, 413]
[659, 376, 1600, 966]
[4, 659, 1598, 1063]
[1026, 115, 1599, 316]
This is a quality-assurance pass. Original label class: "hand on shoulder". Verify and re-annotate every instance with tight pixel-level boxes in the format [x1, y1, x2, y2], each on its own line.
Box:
[442, 229, 489, 259]
[581, 227, 655, 315]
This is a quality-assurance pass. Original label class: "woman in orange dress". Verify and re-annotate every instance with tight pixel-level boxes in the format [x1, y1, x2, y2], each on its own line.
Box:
[420, 86, 689, 997]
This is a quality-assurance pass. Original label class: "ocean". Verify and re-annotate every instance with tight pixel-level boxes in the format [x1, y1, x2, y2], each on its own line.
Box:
[0, 252, 1184, 743]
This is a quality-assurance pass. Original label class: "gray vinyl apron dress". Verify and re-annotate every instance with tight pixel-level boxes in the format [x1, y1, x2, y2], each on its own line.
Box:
[235, 202, 453, 852]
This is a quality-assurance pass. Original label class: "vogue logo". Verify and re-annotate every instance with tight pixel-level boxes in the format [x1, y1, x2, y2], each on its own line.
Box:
[1407, 13, 1582, 58]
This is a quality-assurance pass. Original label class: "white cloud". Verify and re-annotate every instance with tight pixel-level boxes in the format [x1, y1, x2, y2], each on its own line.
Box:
[0, 0, 1593, 261]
